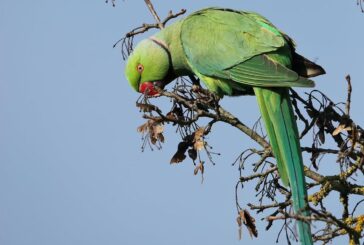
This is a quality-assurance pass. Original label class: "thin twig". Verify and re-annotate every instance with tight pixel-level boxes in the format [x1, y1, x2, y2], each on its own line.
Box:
[144, 0, 164, 29]
[345, 75, 352, 116]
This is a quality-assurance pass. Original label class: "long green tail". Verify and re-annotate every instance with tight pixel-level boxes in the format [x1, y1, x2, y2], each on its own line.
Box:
[254, 87, 312, 245]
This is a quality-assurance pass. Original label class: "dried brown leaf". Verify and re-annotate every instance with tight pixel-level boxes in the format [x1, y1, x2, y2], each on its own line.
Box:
[240, 210, 258, 238]
[192, 127, 206, 151]
[194, 127, 205, 141]
[188, 148, 197, 161]
[157, 133, 165, 143]
[136, 102, 156, 112]
[332, 124, 352, 136]
[183, 134, 194, 144]
[150, 133, 157, 145]
[200, 162, 204, 175]
[306, 109, 315, 118]
[311, 152, 320, 170]
[193, 162, 204, 175]
[150, 122, 164, 145]
[166, 111, 177, 121]
[236, 216, 242, 227]
[170, 142, 189, 164]
[239, 210, 244, 219]
[172, 106, 184, 118]
[318, 129, 325, 144]
[193, 165, 199, 175]
[194, 139, 205, 151]
[153, 124, 164, 134]
[137, 122, 149, 134]
[138, 120, 165, 145]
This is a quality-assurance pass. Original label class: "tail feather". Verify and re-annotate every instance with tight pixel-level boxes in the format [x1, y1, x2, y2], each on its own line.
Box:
[254, 87, 289, 186]
[292, 52, 326, 78]
[254, 87, 313, 245]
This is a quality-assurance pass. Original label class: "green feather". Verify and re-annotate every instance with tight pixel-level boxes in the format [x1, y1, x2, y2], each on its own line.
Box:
[254, 87, 312, 245]
[254, 89, 289, 186]
[181, 8, 285, 76]
[180, 8, 315, 93]
[224, 55, 315, 88]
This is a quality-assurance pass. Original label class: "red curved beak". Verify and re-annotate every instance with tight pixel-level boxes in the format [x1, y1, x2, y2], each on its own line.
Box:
[139, 82, 160, 96]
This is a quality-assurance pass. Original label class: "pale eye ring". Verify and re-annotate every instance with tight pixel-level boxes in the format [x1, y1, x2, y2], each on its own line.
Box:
[136, 64, 144, 73]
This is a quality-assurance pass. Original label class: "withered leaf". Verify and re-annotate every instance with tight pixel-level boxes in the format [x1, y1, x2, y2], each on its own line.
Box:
[165, 106, 184, 122]
[188, 148, 197, 161]
[170, 142, 189, 164]
[199, 162, 204, 175]
[178, 141, 190, 151]
[194, 127, 205, 140]
[193, 162, 204, 175]
[193, 165, 199, 175]
[332, 123, 352, 136]
[318, 129, 325, 144]
[150, 133, 157, 145]
[236, 216, 242, 227]
[306, 109, 315, 118]
[170, 152, 186, 164]
[166, 111, 177, 121]
[137, 120, 165, 145]
[157, 133, 165, 143]
[136, 102, 156, 113]
[311, 151, 319, 170]
[183, 134, 194, 144]
[194, 139, 205, 151]
[151, 122, 164, 145]
[153, 124, 164, 135]
[172, 106, 184, 119]
[240, 210, 258, 238]
[137, 122, 149, 134]
[316, 118, 323, 128]
[193, 127, 205, 151]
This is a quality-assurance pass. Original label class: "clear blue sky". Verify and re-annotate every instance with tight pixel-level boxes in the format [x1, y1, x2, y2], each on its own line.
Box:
[0, 1, 363, 245]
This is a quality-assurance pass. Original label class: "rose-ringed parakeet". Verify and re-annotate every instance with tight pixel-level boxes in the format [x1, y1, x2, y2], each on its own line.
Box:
[125, 8, 325, 245]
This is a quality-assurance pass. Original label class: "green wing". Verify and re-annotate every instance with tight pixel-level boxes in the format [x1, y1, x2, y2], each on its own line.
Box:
[222, 55, 314, 87]
[180, 8, 314, 88]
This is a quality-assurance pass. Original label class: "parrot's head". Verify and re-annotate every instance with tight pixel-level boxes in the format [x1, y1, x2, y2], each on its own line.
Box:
[125, 38, 171, 96]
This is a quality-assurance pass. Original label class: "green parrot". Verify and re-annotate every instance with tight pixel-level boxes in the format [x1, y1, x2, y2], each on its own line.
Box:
[125, 8, 325, 245]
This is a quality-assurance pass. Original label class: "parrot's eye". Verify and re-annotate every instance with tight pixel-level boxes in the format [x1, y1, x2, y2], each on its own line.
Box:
[136, 64, 144, 74]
